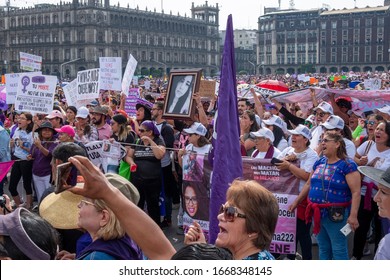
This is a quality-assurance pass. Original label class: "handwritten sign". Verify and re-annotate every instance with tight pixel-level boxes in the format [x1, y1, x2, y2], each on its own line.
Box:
[62, 79, 78, 107]
[20, 52, 42, 72]
[99, 57, 122, 91]
[77, 68, 100, 100]
[199, 80, 217, 100]
[15, 73, 57, 114]
[122, 55, 138, 95]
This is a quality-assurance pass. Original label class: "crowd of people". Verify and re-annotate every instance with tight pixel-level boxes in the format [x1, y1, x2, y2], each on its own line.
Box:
[1, 71, 390, 260]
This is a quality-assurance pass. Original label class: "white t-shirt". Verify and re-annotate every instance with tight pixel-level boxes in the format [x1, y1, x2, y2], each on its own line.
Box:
[276, 138, 288, 152]
[375, 233, 390, 260]
[309, 125, 323, 150]
[344, 138, 356, 159]
[185, 143, 212, 155]
[357, 141, 390, 197]
[278, 146, 319, 191]
[251, 147, 281, 159]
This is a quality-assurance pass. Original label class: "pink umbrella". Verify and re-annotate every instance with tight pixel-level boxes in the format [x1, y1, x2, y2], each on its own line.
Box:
[256, 80, 289, 92]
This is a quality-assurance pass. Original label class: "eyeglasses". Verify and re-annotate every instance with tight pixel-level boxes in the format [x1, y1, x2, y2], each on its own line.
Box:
[315, 112, 326, 117]
[366, 120, 377, 126]
[184, 196, 197, 204]
[219, 204, 246, 222]
[79, 200, 96, 207]
[139, 128, 148, 133]
[321, 138, 336, 143]
[19, 117, 27, 120]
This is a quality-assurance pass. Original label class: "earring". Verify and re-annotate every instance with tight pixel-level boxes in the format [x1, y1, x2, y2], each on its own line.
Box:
[248, 234, 252, 238]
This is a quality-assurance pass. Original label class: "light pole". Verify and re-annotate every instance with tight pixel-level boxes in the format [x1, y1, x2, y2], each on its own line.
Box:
[60, 58, 83, 80]
[248, 60, 256, 75]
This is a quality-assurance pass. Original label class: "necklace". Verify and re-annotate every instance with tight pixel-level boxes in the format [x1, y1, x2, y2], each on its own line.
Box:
[321, 159, 341, 202]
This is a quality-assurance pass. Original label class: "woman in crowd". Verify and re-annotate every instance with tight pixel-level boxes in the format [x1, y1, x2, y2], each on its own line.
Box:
[178, 122, 211, 168]
[358, 165, 390, 260]
[250, 127, 281, 159]
[289, 132, 360, 260]
[276, 124, 319, 260]
[68, 157, 279, 260]
[262, 115, 288, 151]
[185, 179, 279, 260]
[0, 207, 59, 260]
[128, 120, 166, 225]
[352, 121, 390, 259]
[65, 106, 77, 126]
[239, 110, 260, 156]
[110, 114, 136, 167]
[76, 174, 143, 260]
[167, 75, 195, 114]
[74, 106, 98, 144]
[134, 103, 152, 135]
[9, 112, 34, 209]
[353, 114, 384, 147]
[28, 121, 58, 203]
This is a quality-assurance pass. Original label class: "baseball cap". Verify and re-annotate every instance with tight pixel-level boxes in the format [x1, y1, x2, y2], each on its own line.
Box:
[46, 110, 63, 120]
[250, 127, 275, 143]
[288, 124, 312, 139]
[322, 115, 345, 130]
[376, 105, 390, 116]
[183, 122, 207, 136]
[314, 101, 334, 115]
[55, 125, 75, 137]
[347, 108, 365, 118]
[76, 106, 89, 119]
[90, 105, 109, 116]
[262, 115, 285, 131]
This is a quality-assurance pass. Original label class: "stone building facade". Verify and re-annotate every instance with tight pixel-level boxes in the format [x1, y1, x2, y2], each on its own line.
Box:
[0, 0, 220, 79]
[257, 3, 390, 74]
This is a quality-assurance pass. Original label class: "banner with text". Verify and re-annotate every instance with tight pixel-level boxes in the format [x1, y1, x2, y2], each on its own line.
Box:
[77, 68, 100, 100]
[20, 52, 42, 72]
[5, 72, 41, 104]
[99, 57, 122, 91]
[182, 155, 299, 254]
[124, 88, 141, 117]
[62, 79, 78, 107]
[122, 55, 138, 95]
[15, 73, 57, 114]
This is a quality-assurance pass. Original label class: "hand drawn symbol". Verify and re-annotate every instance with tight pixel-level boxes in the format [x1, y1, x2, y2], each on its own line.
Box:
[21, 76, 30, 93]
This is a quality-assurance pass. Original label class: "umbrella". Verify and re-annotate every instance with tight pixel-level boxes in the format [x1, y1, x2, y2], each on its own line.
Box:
[256, 79, 289, 92]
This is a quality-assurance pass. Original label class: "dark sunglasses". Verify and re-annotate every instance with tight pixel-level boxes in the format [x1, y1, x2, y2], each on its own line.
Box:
[315, 112, 326, 117]
[219, 204, 246, 222]
[365, 120, 376, 126]
[138, 128, 148, 133]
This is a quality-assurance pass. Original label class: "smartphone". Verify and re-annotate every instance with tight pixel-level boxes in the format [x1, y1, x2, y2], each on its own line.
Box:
[270, 157, 283, 165]
[54, 162, 78, 194]
[34, 132, 39, 140]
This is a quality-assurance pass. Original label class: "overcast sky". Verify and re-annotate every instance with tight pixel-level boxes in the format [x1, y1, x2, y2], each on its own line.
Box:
[10, 0, 386, 29]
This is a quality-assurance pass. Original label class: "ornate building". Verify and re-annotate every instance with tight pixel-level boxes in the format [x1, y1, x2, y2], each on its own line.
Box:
[257, 3, 390, 74]
[0, 0, 220, 79]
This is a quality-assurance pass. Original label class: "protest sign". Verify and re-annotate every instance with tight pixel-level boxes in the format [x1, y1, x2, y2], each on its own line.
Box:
[19, 52, 42, 72]
[199, 80, 217, 100]
[124, 88, 140, 117]
[121, 55, 138, 95]
[62, 79, 78, 107]
[182, 153, 299, 254]
[132, 76, 139, 86]
[5, 72, 42, 104]
[99, 57, 122, 91]
[15, 73, 57, 114]
[77, 68, 100, 100]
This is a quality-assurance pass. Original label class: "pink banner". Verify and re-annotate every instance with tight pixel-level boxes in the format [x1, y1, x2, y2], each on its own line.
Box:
[0, 161, 15, 182]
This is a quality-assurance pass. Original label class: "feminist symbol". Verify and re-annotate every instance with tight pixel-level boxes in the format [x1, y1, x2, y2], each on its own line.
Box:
[21, 76, 30, 93]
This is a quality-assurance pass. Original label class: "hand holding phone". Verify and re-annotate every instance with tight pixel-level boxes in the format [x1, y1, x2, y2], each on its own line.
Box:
[54, 162, 78, 194]
[270, 157, 283, 165]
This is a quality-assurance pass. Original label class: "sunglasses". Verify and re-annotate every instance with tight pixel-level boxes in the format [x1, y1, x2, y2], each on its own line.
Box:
[315, 112, 326, 117]
[219, 204, 246, 222]
[138, 129, 148, 133]
[365, 120, 376, 126]
[321, 138, 336, 143]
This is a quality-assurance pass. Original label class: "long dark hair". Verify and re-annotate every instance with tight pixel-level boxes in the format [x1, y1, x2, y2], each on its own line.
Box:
[272, 125, 285, 147]
[21, 112, 34, 133]
[168, 75, 194, 113]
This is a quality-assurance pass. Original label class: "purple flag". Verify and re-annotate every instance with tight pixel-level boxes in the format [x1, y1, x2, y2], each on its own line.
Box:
[0, 161, 15, 182]
[209, 15, 243, 244]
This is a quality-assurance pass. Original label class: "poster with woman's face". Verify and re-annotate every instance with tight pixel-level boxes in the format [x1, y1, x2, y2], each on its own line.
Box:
[166, 75, 195, 115]
[182, 152, 204, 182]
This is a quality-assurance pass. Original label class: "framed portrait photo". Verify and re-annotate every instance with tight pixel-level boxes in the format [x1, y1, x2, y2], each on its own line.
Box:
[162, 68, 202, 120]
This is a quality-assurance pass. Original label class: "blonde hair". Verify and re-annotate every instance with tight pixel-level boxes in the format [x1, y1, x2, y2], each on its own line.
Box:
[93, 199, 126, 240]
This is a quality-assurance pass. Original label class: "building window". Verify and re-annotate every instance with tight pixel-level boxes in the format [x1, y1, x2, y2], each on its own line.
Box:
[365, 46, 371, 62]
[331, 21, 337, 29]
[78, 48, 84, 59]
[354, 19, 360, 28]
[342, 20, 348, 28]
[65, 49, 70, 60]
[321, 22, 326, 29]
[366, 18, 372, 27]
[378, 17, 384, 26]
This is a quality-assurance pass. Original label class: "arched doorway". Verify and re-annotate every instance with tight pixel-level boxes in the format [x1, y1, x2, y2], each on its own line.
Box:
[352, 66, 360, 72]
[341, 66, 349, 72]
[329, 67, 338, 73]
[320, 67, 327, 73]
[287, 68, 295, 74]
[276, 68, 285, 74]
[363, 66, 372, 72]
[375, 66, 385, 72]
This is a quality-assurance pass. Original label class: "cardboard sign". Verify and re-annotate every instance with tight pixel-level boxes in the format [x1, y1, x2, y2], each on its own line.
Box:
[62, 79, 78, 107]
[99, 57, 122, 91]
[20, 52, 42, 72]
[122, 55, 138, 95]
[199, 80, 217, 100]
[77, 68, 100, 100]
[15, 73, 57, 114]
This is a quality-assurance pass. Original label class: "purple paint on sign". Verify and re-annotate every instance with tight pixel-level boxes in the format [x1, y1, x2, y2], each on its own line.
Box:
[21, 76, 30, 93]
[32, 76, 45, 83]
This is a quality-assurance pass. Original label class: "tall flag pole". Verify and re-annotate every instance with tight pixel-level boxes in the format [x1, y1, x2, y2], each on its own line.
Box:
[209, 15, 243, 244]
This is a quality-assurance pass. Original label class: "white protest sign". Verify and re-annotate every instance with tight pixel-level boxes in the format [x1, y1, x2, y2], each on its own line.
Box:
[62, 79, 78, 107]
[99, 57, 122, 91]
[132, 76, 139, 86]
[77, 68, 100, 100]
[15, 73, 57, 114]
[20, 52, 42, 72]
[144, 80, 151, 90]
[5, 72, 42, 104]
[122, 55, 138, 95]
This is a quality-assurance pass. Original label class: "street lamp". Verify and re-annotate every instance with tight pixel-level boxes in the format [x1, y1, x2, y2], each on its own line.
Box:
[248, 60, 256, 75]
[60, 58, 83, 80]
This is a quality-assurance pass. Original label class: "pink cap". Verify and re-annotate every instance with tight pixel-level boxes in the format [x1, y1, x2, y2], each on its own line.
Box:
[55, 125, 75, 137]
[46, 110, 64, 120]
